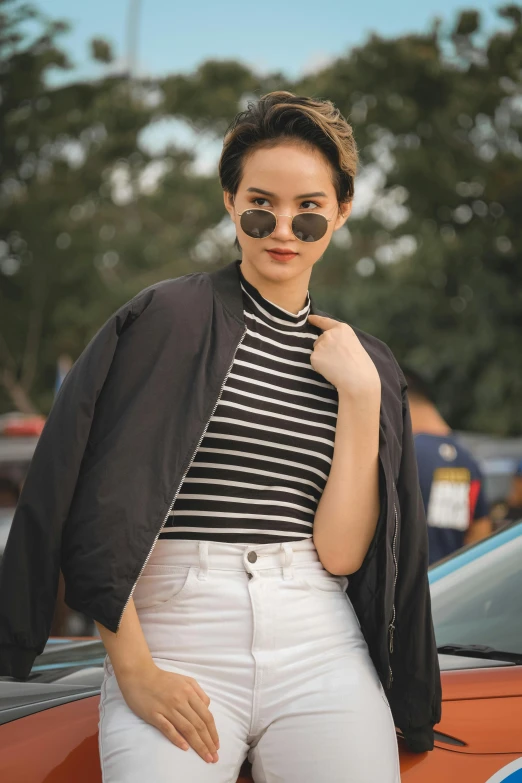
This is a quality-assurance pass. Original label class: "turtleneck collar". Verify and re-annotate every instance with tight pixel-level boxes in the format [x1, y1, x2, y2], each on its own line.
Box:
[237, 260, 311, 330]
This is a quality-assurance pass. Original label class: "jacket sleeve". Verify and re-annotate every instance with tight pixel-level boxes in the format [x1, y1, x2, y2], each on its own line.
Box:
[388, 361, 442, 753]
[0, 288, 154, 679]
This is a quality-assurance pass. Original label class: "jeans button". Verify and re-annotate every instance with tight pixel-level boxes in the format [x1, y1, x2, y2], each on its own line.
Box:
[247, 551, 257, 563]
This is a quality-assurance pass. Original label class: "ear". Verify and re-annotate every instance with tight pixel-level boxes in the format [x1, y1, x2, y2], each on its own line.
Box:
[334, 200, 352, 230]
[223, 191, 236, 220]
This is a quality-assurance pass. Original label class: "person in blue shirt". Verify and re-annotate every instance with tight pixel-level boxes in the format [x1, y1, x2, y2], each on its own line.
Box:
[402, 367, 492, 565]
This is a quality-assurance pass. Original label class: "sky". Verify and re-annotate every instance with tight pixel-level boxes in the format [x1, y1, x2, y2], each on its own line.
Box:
[40, 0, 508, 84]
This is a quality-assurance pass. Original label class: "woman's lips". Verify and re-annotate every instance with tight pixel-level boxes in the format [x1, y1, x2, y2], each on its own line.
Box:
[266, 250, 297, 261]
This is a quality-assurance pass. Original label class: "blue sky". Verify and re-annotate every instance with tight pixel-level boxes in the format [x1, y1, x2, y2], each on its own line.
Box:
[40, 0, 508, 83]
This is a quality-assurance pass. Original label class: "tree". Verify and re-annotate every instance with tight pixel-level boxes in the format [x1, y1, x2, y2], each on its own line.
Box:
[1, 0, 521, 435]
[293, 6, 522, 434]
[0, 2, 254, 413]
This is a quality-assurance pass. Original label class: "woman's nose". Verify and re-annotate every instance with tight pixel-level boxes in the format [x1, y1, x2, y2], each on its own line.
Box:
[271, 214, 295, 241]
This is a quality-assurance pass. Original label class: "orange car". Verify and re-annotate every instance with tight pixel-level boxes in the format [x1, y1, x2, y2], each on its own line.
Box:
[1, 520, 521, 782]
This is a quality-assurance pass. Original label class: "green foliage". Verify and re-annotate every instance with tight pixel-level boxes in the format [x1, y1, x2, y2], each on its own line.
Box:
[295, 7, 522, 435]
[90, 37, 113, 64]
[0, 0, 521, 435]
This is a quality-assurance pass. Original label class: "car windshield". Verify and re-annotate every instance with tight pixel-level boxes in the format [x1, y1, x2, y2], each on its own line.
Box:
[430, 526, 522, 655]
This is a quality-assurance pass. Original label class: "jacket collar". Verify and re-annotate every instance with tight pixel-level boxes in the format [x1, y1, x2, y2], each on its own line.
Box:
[208, 258, 328, 325]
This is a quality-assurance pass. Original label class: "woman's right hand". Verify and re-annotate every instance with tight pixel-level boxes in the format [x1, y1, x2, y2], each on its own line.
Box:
[117, 662, 220, 764]
[95, 599, 219, 763]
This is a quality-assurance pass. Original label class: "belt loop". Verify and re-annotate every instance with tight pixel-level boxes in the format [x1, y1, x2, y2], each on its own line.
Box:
[281, 542, 294, 580]
[198, 541, 209, 580]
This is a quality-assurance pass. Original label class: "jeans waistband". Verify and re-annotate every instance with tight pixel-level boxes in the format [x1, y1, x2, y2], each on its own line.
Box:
[148, 537, 329, 581]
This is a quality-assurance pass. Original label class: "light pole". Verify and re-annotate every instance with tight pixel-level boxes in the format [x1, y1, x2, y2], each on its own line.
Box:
[126, 0, 142, 77]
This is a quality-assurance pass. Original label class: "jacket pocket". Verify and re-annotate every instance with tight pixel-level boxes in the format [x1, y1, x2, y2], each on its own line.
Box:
[132, 565, 196, 612]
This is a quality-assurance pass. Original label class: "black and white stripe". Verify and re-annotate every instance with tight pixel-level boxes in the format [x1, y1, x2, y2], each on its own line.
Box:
[159, 263, 339, 544]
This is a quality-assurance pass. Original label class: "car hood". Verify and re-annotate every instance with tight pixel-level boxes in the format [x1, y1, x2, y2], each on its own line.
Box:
[436, 663, 522, 754]
[0, 680, 100, 726]
[0, 638, 105, 724]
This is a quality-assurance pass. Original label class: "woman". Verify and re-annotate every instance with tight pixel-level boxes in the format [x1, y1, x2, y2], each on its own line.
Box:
[0, 92, 441, 781]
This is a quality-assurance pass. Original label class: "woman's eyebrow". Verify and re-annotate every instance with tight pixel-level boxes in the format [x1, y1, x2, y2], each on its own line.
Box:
[246, 187, 327, 199]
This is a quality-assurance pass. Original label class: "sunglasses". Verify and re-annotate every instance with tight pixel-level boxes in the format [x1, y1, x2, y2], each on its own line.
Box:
[236, 208, 335, 243]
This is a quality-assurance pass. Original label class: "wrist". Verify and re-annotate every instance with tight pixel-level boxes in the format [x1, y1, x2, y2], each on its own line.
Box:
[338, 385, 381, 408]
[114, 655, 156, 684]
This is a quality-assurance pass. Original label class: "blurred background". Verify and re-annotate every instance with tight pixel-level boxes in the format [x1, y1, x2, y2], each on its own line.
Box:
[1, 0, 521, 634]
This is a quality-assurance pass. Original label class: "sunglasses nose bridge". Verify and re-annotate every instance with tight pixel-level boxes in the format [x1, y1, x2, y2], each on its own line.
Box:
[272, 213, 296, 238]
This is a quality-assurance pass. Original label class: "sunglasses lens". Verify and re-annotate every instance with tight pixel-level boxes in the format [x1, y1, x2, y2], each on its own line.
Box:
[240, 209, 276, 239]
[292, 213, 328, 242]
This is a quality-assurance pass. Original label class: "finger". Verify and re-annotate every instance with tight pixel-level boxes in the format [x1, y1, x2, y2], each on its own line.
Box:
[178, 702, 219, 756]
[188, 678, 211, 707]
[171, 711, 216, 762]
[188, 679, 220, 749]
[307, 314, 340, 330]
[189, 692, 220, 750]
[153, 712, 189, 750]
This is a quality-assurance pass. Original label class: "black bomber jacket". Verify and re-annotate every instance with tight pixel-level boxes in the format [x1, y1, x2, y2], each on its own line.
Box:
[0, 259, 442, 752]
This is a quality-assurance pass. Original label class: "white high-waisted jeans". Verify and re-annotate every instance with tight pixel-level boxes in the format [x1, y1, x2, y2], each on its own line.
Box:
[98, 537, 401, 782]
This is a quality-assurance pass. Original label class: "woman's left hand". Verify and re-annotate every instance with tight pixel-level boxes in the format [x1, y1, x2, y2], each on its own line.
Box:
[307, 314, 381, 402]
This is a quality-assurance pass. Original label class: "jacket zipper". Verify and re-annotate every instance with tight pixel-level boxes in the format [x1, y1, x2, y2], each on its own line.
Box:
[387, 479, 399, 687]
[116, 325, 248, 631]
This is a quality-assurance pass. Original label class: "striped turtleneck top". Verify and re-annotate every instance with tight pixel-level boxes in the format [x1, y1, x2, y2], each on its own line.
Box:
[158, 261, 339, 544]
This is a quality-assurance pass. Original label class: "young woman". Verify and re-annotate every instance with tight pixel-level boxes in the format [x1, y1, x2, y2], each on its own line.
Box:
[0, 92, 441, 781]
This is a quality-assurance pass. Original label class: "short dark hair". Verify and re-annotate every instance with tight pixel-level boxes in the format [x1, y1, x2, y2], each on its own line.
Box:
[219, 91, 359, 252]
[401, 365, 436, 405]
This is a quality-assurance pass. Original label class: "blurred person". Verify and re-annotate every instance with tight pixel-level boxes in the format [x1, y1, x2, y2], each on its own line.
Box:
[403, 367, 492, 565]
[489, 498, 512, 531]
[0, 92, 441, 782]
[491, 458, 522, 529]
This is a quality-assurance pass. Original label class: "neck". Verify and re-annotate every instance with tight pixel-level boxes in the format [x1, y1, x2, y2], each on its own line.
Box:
[410, 401, 452, 435]
[239, 257, 310, 315]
